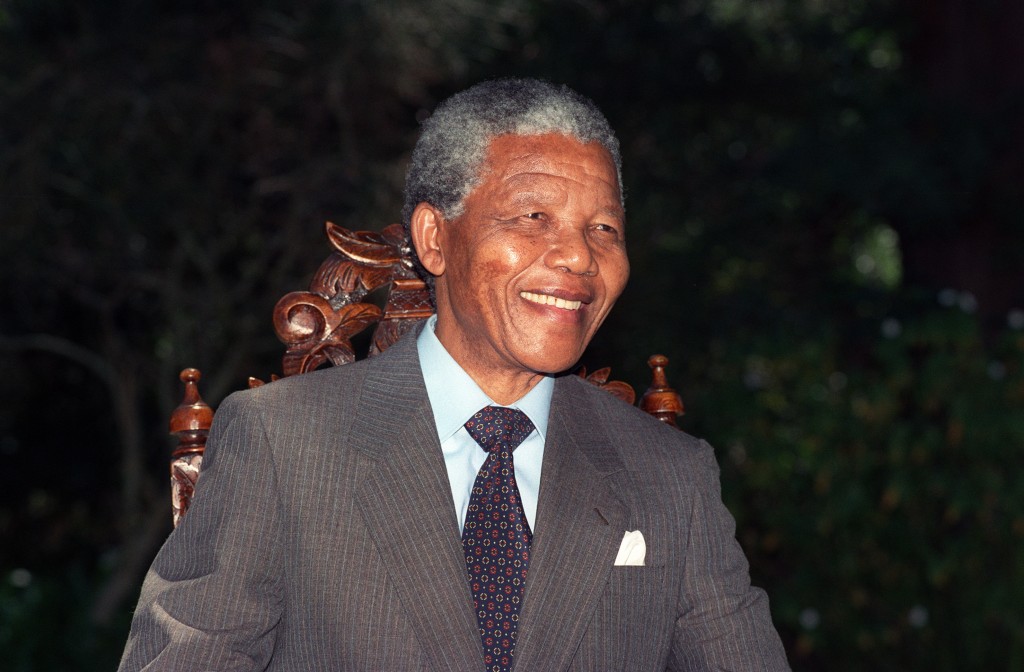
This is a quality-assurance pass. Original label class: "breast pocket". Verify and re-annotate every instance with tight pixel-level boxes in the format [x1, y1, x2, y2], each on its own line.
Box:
[575, 566, 676, 670]
[604, 565, 668, 600]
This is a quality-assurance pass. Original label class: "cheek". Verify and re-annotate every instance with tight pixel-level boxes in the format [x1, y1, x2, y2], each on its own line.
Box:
[614, 261, 630, 294]
[477, 239, 536, 283]
[602, 254, 630, 297]
[479, 257, 509, 279]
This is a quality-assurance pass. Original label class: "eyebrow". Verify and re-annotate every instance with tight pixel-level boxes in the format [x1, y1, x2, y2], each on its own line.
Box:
[597, 206, 626, 221]
[502, 190, 625, 221]
[507, 190, 560, 206]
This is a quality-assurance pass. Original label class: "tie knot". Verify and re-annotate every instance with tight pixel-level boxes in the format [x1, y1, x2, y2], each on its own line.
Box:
[464, 406, 535, 454]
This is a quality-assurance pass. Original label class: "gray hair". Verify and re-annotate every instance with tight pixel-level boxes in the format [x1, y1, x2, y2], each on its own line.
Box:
[401, 78, 622, 290]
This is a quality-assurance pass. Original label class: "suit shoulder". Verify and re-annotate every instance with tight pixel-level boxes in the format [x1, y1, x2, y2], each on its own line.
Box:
[216, 353, 383, 420]
[557, 373, 713, 467]
[558, 374, 693, 440]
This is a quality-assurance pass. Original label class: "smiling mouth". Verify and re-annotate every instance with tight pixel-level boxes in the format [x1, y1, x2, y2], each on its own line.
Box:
[520, 291, 583, 311]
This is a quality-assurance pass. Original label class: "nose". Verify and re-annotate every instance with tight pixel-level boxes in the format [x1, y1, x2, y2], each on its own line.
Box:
[544, 226, 597, 276]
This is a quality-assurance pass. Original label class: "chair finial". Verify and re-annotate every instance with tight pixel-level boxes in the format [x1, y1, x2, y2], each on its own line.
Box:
[170, 368, 213, 526]
[170, 368, 213, 439]
[639, 355, 685, 427]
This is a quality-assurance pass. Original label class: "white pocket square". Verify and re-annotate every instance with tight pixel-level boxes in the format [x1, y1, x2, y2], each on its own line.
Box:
[613, 530, 646, 566]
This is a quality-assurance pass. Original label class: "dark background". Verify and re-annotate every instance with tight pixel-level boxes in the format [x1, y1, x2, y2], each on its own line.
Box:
[2, 0, 1022, 669]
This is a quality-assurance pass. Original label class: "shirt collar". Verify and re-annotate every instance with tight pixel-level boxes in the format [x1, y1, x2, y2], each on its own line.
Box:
[417, 314, 553, 443]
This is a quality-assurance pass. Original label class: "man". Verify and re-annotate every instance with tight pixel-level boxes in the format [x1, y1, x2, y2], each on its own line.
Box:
[120, 78, 789, 671]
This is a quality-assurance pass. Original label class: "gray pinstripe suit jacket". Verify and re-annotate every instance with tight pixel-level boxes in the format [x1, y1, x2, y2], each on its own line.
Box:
[119, 330, 789, 671]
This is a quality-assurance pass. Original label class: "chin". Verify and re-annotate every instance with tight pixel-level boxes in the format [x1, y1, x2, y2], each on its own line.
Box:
[520, 349, 586, 376]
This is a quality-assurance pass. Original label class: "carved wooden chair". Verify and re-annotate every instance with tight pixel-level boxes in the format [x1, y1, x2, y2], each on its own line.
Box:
[169, 222, 685, 526]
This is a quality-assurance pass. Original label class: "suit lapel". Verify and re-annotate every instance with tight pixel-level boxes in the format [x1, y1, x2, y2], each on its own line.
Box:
[514, 377, 630, 671]
[350, 334, 482, 671]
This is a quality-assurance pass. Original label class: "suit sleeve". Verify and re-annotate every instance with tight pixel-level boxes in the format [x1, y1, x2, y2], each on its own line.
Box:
[119, 392, 284, 672]
[667, 440, 791, 671]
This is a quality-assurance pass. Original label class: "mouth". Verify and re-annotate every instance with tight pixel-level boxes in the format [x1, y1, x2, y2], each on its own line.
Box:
[520, 291, 583, 311]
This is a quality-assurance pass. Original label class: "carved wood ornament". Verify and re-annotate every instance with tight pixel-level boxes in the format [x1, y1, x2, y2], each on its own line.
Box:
[169, 222, 683, 526]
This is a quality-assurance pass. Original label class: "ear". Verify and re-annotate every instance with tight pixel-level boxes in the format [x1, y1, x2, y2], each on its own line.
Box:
[410, 202, 447, 277]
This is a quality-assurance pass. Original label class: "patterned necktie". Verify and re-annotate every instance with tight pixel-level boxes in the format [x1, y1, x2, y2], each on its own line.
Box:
[462, 406, 535, 672]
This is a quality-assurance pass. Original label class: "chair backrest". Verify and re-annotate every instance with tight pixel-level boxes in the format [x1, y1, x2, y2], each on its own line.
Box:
[168, 222, 684, 526]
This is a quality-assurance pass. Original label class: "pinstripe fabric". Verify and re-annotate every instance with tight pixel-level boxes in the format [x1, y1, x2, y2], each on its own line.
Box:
[119, 328, 790, 671]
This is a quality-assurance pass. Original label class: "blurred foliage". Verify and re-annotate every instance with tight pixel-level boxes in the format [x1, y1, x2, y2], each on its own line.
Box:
[0, 563, 131, 670]
[694, 297, 1024, 670]
[1, 0, 1021, 669]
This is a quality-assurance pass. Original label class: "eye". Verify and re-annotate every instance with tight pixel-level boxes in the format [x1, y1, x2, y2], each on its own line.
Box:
[525, 212, 544, 220]
[593, 222, 621, 237]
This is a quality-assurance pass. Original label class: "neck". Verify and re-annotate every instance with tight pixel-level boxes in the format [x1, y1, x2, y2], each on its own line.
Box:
[474, 371, 545, 406]
[433, 324, 546, 406]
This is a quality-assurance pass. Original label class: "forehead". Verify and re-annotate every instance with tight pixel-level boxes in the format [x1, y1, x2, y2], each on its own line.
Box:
[473, 133, 622, 207]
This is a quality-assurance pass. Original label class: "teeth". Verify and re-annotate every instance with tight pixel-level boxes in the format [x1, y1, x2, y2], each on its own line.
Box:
[520, 291, 582, 310]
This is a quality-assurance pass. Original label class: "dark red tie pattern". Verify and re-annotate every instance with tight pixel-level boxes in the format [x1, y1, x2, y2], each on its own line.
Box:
[462, 406, 535, 672]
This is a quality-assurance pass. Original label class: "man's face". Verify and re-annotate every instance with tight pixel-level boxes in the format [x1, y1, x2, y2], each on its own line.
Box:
[414, 132, 629, 398]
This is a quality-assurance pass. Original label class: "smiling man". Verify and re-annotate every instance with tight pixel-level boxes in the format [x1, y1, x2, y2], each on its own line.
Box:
[120, 79, 789, 671]
[411, 131, 628, 404]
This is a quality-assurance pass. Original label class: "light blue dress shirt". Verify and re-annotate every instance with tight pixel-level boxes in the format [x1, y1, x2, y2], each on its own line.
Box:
[416, 315, 552, 533]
